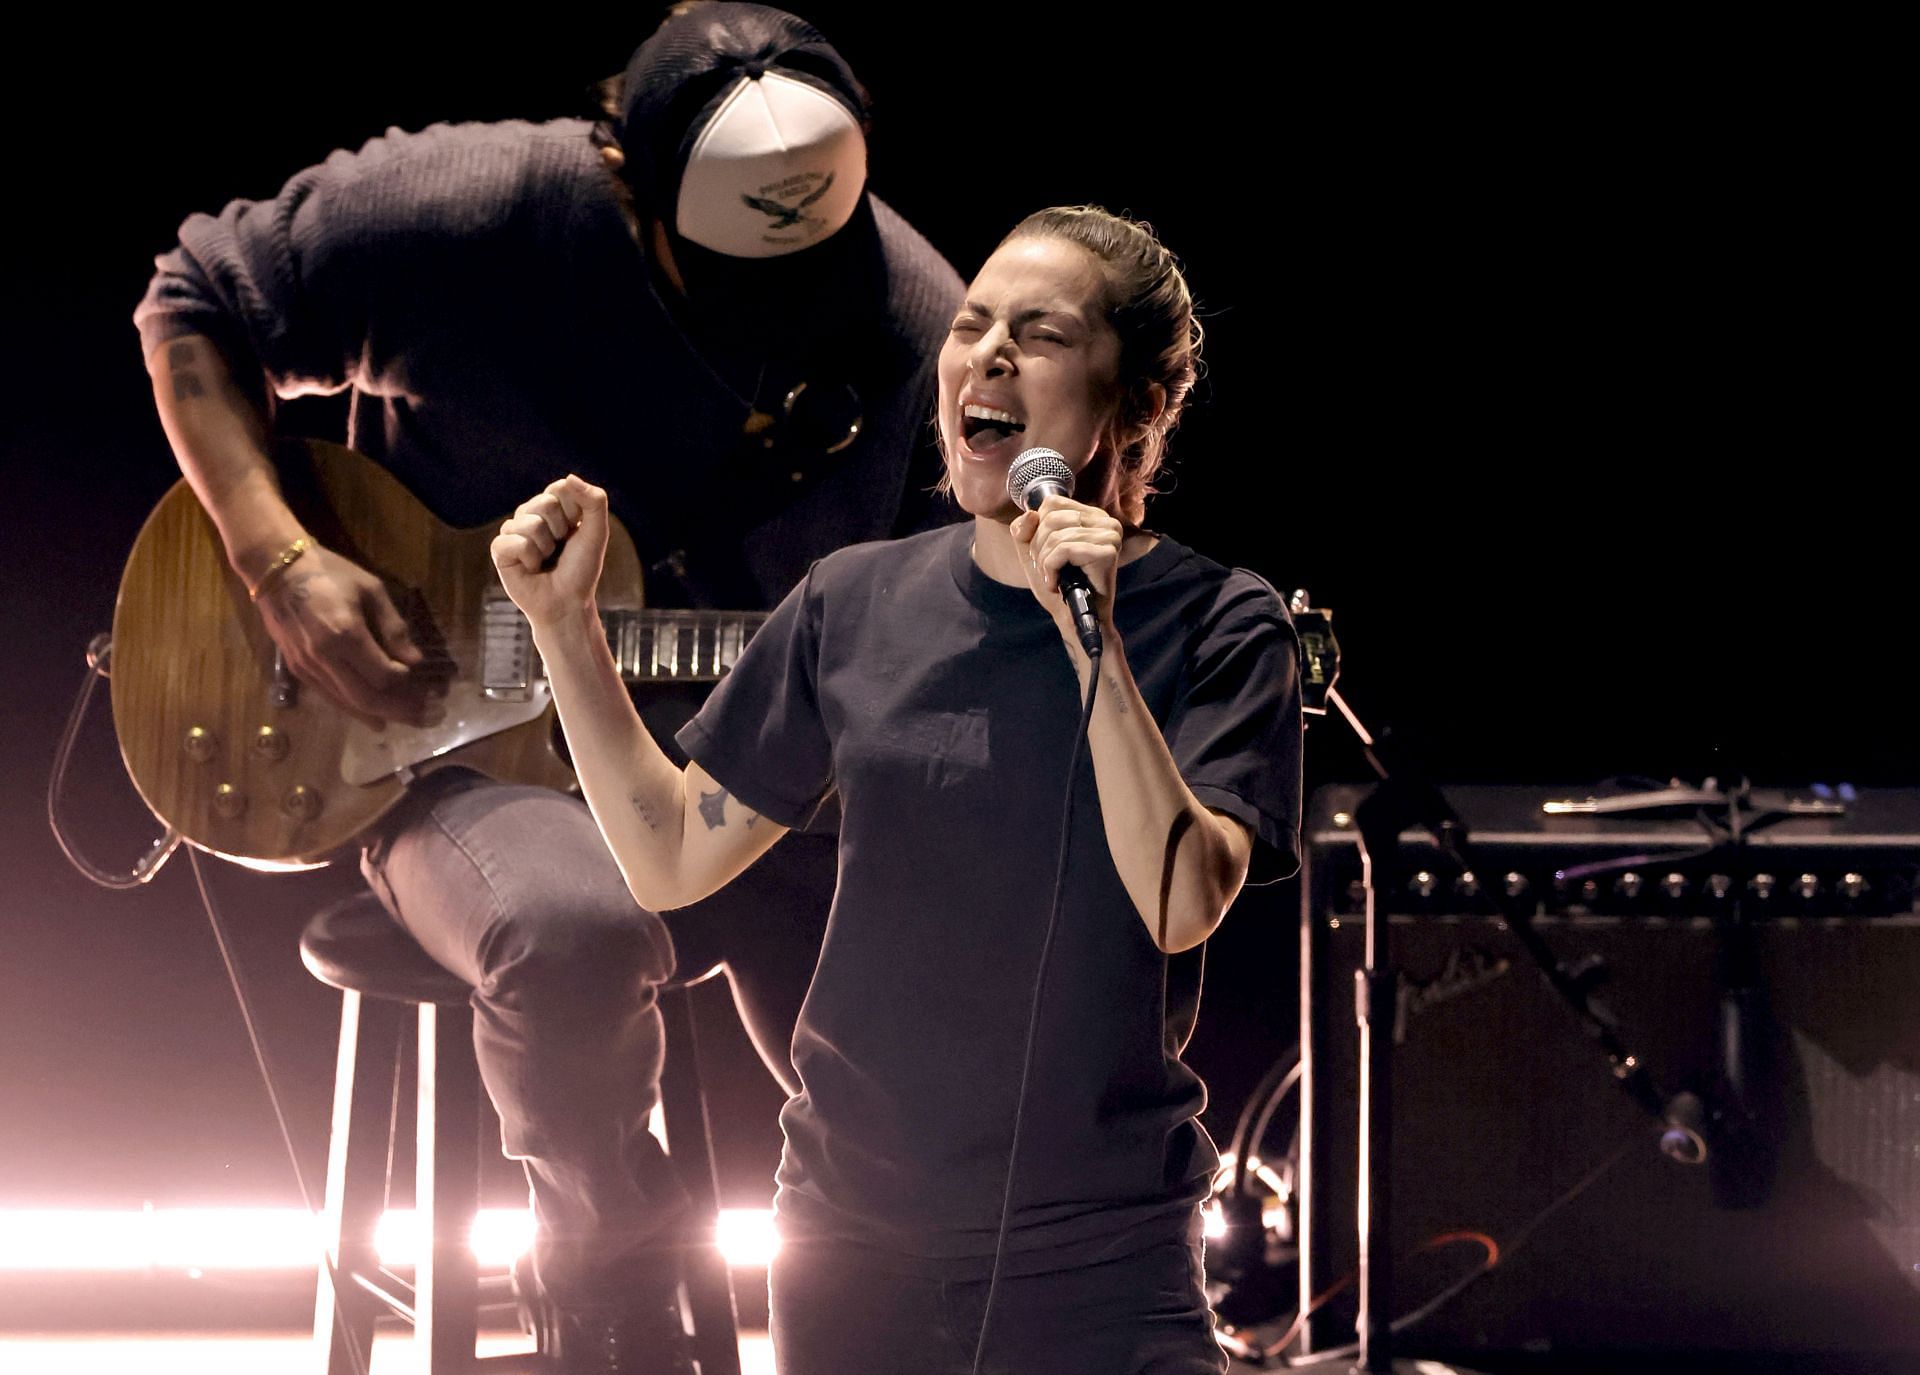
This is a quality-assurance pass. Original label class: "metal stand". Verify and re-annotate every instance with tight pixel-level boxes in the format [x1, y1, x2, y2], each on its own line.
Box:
[1344, 748, 1488, 1375]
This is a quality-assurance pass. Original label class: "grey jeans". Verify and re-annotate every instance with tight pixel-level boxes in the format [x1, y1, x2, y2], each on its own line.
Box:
[361, 769, 833, 1305]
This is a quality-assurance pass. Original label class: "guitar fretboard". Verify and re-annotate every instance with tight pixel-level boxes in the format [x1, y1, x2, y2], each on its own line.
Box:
[604, 609, 768, 684]
[482, 599, 769, 699]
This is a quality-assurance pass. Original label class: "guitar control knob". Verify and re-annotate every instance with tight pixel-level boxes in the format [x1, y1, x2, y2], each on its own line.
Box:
[1749, 873, 1777, 900]
[282, 785, 323, 821]
[1615, 872, 1644, 900]
[1840, 872, 1871, 900]
[183, 727, 218, 763]
[1503, 872, 1530, 899]
[1408, 870, 1438, 899]
[253, 725, 290, 762]
[1661, 873, 1690, 900]
[212, 783, 245, 819]
[1794, 873, 1821, 900]
[1454, 871, 1481, 899]
[1705, 874, 1733, 900]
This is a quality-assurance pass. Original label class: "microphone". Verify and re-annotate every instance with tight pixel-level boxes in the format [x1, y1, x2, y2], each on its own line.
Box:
[1006, 448, 1104, 659]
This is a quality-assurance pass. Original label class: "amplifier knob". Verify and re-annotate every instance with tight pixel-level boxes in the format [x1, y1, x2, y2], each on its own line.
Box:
[253, 725, 290, 762]
[1749, 873, 1777, 900]
[183, 726, 218, 763]
[1503, 872, 1530, 899]
[1616, 872, 1644, 900]
[1661, 873, 1690, 900]
[1454, 871, 1482, 899]
[1705, 874, 1733, 900]
[212, 783, 245, 819]
[1794, 873, 1821, 900]
[1840, 872, 1871, 900]
[282, 785, 323, 821]
[1409, 870, 1438, 899]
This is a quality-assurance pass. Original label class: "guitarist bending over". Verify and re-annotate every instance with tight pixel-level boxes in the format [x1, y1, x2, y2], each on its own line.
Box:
[134, 7, 962, 1373]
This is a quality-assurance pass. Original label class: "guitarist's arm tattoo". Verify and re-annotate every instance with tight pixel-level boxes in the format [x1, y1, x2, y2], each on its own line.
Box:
[167, 340, 208, 402]
[697, 786, 729, 831]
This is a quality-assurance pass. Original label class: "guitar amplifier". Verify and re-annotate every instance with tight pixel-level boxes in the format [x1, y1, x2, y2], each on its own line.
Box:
[1297, 783, 1920, 1363]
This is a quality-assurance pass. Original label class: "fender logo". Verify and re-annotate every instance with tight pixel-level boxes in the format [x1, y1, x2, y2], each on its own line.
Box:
[1395, 946, 1510, 1043]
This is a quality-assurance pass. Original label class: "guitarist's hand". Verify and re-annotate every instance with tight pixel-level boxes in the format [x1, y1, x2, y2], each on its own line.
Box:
[256, 544, 437, 726]
[491, 476, 610, 630]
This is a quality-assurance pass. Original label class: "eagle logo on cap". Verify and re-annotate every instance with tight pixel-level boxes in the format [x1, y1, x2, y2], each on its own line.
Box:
[742, 172, 837, 230]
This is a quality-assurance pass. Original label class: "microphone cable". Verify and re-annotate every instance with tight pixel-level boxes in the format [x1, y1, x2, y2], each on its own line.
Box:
[968, 646, 1101, 1375]
[187, 849, 373, 1375]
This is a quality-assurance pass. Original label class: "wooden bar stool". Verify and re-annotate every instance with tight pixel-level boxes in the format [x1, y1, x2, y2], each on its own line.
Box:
[300, 892, 741, 1374]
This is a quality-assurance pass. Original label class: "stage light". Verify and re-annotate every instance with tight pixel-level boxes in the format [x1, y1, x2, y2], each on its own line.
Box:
[0, 1206, 777, 1272]
[715, 1207, 781, 1268]
[0, 1209, 318, 1271]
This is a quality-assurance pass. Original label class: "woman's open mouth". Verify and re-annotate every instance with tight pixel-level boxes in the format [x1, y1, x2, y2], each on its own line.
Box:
[961, 403, 1025, 458]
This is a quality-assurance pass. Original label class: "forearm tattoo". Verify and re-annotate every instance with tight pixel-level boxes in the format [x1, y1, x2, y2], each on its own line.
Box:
[167, 340, 207, 402]
[628, 792, 663, 832]
[697, 786, 729, 831]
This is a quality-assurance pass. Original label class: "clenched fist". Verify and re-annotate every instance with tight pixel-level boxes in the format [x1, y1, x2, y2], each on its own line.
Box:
[491, 475, 610, 630]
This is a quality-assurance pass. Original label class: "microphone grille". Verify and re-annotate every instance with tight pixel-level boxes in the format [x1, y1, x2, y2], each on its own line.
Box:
[1005, 448, 1074, 511]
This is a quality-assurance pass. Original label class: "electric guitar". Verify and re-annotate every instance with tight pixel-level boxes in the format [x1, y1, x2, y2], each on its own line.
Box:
[111, 439, 766, 869]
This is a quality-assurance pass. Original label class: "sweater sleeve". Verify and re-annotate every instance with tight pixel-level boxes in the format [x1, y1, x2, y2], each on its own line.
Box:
[132, 120, 596, 399]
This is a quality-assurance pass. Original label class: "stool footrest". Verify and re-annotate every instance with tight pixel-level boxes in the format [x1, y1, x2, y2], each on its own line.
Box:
[351, 1269, 417, 1325]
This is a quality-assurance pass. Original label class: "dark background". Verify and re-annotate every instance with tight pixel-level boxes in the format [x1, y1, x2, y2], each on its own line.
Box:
[0, 0, 1903, 1291]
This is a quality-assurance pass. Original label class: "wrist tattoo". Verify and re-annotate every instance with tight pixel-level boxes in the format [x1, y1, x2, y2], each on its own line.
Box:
[697, 786, 729, 831]
[1106, 672, 1128, 712]
[172, 371, 207, 401]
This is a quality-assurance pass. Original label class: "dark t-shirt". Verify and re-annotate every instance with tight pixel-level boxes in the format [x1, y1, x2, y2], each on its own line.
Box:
[677, 522, 1302, 1276]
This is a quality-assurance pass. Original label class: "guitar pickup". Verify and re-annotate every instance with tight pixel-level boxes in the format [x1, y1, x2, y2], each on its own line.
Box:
[481, 595, 534, 701]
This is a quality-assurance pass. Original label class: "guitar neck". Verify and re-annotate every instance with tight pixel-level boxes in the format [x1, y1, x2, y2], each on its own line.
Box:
[601, 608, 769, 685]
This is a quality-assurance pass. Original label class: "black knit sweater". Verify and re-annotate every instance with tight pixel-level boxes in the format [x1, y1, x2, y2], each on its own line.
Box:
[136, 118, 965, 609]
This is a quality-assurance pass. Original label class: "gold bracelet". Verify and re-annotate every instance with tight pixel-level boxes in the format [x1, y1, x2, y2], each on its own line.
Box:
[247, 536, 314, 602]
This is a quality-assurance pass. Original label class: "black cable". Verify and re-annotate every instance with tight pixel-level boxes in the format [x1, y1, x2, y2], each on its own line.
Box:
[1228, 1053, 1302, 1205]
[46, 634, 180, 890]
[969, 652, 1101, 1375]
[187, 849, 373, 1375]
[1273, 1138, 1637, 1369]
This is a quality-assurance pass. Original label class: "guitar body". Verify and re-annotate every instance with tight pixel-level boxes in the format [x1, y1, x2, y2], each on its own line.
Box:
[111, 440, 644, 868]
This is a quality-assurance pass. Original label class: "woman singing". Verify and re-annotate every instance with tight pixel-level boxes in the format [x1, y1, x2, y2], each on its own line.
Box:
[493, 206, 1302, 1375]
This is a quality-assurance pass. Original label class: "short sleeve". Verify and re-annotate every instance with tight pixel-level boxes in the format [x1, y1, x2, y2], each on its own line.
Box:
[675, 567, 834, 830]
[1167, 580, 1304, 884]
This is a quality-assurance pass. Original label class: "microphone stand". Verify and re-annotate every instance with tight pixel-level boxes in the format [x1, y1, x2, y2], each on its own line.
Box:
[1328, 688, 1490, 1375]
